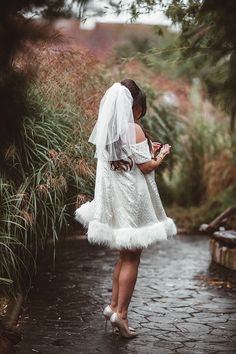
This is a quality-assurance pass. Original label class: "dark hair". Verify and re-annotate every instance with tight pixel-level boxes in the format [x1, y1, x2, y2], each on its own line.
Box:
[121, 79, 147, 118]
[110, 79, 152, 172]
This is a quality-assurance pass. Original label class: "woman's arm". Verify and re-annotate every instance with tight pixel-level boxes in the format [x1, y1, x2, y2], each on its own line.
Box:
[134, 123, 171, 174]
[136, 156, 164, 174]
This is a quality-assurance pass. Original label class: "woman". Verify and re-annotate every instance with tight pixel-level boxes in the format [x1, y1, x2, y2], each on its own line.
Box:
[75, 79, 177, 338]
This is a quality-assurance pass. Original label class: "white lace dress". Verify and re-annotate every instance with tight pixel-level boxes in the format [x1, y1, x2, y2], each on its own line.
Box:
[75, 138, 177, 250]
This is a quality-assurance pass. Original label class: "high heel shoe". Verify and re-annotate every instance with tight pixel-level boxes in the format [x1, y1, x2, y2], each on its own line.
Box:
[103, 305, 136, 332]
[103, 305, 113, 331]
[110, 312, 138, 338]
[103, 305, 114, 320]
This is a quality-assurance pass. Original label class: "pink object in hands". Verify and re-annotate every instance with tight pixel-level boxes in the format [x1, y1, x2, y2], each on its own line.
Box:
[152, 142, 162, 154]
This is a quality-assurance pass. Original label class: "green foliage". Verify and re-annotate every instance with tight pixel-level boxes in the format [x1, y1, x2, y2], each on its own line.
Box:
[140, 79, 235, 214]
[171, 75, 234, 208]
[115, 26, 216, 83]
[0, 84, 94, 295]
[167, 0, 236, 131]
[114, 0, 236, 130]
[0, 1, 90, 19]
[168, 185, 236, 231]
[110, 0, 158, 21]
[142, 85, 184, 164]
[139, 84, 185, 204]
[115, 33, 154, 59]
[173, 117, 222, 206]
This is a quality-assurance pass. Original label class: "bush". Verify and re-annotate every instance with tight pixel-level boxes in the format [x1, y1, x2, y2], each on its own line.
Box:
[141, 84, 185, 205]
[0, 85, 96, 294]
[0, 47, 107, 295]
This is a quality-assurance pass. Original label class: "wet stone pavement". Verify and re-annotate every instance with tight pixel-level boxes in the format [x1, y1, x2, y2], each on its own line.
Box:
[15, 234, 236, 354]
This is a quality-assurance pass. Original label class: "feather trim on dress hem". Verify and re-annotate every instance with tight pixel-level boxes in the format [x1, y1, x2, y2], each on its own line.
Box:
[74, 201, 177, 250]
[74, 200, 94, 228]
[86, 217, 177, 250]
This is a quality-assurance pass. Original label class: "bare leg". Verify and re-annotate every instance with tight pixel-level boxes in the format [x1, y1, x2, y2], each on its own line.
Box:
[110, 258, 122, 312]
[116, 248, 142, 326]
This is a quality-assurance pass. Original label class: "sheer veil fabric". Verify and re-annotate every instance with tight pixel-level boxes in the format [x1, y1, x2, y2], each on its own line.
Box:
[75, 82, 178, 249]
[88, 82, 136, 162]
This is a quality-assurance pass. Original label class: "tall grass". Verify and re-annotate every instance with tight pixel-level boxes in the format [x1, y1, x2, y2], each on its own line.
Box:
[174, 80, 235, 206]
[138, 84, 185, 205]
[0, 47, 107, 295]
[110, 56, 236, 227]
[0, 87, 94, 294]
[167, 80, 236, 227]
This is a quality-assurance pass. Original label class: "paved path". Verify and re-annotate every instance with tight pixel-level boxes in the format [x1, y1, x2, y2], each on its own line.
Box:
[15, 234, 236, 354]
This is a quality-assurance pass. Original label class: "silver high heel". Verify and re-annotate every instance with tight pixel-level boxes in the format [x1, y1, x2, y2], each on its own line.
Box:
[110, 312, 138, 338]
[103, 305, 136, 332]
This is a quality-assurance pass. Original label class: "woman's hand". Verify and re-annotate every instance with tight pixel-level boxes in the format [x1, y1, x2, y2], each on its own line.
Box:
[158, 144, 172, 158]
[152, 142, 162, 155]
[136, 143, 172, 174]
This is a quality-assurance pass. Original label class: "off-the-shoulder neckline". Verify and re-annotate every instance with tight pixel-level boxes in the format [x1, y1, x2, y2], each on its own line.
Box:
[131, 138, 148, 146]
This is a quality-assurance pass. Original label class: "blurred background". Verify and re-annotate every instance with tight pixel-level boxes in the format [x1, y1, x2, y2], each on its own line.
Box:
[0, 0, 236, 337]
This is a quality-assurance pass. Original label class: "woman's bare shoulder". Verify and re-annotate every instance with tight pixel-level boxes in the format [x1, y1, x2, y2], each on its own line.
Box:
[134, 123, 146, 143]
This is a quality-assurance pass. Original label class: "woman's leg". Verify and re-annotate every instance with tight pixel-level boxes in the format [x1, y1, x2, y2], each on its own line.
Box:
[110, 258, 122, 312]
[116, 248, 142, 324]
